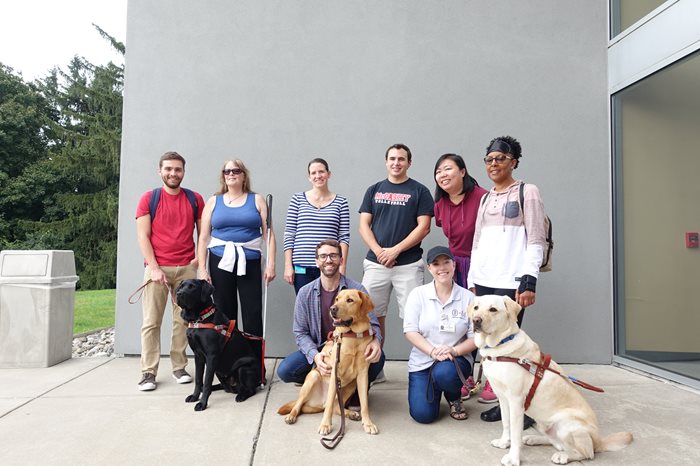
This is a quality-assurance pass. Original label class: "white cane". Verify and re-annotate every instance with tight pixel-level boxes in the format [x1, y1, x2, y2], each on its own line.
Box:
[261, 194, 273, 387]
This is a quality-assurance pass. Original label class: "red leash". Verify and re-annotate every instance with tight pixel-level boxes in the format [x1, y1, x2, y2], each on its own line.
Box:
[241, 332, 266, 386]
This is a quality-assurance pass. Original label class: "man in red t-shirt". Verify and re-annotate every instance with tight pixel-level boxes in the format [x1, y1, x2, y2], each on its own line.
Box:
[135, 151, 205, 391]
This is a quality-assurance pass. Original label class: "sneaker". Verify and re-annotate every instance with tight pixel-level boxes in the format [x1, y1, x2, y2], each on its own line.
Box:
[370, 369, 386, 386]
[172, 369, 192, 384]
[138, 372, 156, 391]
[478, 380, 498, 403]
[461, 376, 476, 400]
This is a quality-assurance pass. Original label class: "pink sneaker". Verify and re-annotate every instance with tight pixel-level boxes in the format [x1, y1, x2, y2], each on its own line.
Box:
[461, 376, 476, 400]
[478, 380, 498, 404]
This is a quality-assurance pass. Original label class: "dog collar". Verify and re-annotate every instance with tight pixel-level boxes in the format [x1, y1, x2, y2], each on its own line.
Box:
[485, 332, 518, 349]
[198, 306, 215, 321]
[327, 329, 374, 341]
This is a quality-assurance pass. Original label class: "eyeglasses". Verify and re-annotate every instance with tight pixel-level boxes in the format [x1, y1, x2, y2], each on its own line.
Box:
[317, 253, 341, 261]
[222, 168, 243, 175]
[483, 154, 513, 165]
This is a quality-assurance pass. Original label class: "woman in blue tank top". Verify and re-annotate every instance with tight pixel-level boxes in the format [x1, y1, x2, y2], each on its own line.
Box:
[197, 159, 276, 337]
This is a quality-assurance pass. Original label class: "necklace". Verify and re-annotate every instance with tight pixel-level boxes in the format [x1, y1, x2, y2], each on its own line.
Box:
[308, 191, 333, 209]
[226, 192, 245, 205]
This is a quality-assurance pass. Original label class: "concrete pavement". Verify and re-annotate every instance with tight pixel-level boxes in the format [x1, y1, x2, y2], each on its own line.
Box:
[1, 357, 699, 465]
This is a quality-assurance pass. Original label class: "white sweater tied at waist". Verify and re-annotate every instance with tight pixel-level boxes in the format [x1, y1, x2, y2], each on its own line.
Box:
[208, 236, 262, 275]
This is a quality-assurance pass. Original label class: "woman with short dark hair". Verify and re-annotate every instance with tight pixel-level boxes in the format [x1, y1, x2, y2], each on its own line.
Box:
[468, 135, 547, 427]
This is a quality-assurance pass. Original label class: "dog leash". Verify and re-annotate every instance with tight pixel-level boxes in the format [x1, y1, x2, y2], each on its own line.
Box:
[241, 332, 267, 386]
[127, 279, 175, 305]
[320, 335, 345, 450]
[425, 356, 471, 403]
[480, 352, 605, 410]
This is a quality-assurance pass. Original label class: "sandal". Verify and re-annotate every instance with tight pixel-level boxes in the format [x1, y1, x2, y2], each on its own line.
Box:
[449, 399, 468, 420]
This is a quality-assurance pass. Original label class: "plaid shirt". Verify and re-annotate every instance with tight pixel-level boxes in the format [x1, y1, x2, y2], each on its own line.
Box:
[293, 274, 382, 364]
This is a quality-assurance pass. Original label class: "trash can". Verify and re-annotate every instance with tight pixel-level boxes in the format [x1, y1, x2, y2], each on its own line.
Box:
[0, 250, 79, 368]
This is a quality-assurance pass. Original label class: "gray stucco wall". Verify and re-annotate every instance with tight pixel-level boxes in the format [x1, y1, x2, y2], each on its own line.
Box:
[115, 0, 610, 363]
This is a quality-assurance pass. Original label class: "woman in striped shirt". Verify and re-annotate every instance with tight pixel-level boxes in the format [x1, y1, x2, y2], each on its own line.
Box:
[283, 158, 350, 293]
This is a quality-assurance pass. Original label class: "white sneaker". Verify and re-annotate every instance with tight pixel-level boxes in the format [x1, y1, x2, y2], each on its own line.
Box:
[172, 369, 193, 384]
[138, 373, 156, 391]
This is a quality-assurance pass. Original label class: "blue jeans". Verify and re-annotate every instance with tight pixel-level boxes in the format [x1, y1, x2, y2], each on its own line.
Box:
[277, 349, 385, 384]
[408, 357, 471, 424]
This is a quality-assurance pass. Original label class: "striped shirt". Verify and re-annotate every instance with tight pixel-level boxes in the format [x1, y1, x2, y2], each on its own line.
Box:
[283, 192, 350, 267]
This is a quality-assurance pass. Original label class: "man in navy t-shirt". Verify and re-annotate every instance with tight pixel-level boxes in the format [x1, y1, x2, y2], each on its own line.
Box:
[358, 143, 434, 381]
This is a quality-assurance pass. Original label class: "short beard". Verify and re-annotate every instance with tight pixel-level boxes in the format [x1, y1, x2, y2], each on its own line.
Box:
[320, 264, 339, 278]
[163, 177, 182, 189]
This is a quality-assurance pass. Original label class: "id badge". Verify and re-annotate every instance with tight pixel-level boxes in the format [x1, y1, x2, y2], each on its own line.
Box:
[439, 312, 455, 333]
[294, 265, 307, 275]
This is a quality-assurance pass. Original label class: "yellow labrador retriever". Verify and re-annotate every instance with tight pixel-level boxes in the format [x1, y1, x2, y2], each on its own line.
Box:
[278, 289, 379, 435]
[468, 295, 632, 465]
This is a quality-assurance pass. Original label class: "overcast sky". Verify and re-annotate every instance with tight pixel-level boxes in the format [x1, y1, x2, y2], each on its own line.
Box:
[0, 0, 127, 81]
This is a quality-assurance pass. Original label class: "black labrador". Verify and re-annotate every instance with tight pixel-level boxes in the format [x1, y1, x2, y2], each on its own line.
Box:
[175, 279, 261, 411]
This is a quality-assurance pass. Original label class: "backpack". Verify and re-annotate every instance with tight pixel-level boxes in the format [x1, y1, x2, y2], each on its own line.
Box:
[148, 187, 199, 225]
[518, 182, 553, 272]
[480, 183, 553, 272]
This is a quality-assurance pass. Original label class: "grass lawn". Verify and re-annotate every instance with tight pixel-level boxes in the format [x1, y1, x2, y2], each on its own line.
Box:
[74, 289, 116, 335]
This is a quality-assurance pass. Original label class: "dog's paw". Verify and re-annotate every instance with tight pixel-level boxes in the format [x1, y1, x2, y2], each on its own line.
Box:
[345, 410, 361, 421]
[318, 423, 333, 435]
[194, 402, 207, 411]
[500, 452, 520, 466]
[363, 422, 379, 435]
[284, 414, 298, 425]
[491, 438, 511, 449]
[185, 394, 199, 403]
[551, 452, 571, 464]
[235, 392, 252, 402]
[523, 434, 550, 446]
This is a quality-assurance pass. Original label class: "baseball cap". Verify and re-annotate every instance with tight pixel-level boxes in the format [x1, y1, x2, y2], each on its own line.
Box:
[426, 246, 453, 264]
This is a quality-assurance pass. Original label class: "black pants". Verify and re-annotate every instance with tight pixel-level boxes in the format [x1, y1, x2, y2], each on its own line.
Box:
[472, 285, 526, 371]
[292, 266, 320, 294]
[209, 254, 263, 337]
[474, 285, 525, 326]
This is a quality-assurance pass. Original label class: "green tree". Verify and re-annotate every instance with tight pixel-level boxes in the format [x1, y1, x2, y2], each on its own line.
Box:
[0, 64, 58, 244]
[0, 27, 124, 289]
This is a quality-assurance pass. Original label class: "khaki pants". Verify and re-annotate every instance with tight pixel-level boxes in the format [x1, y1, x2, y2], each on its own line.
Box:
[140, 264, 196, 375]
[362, 258, 425, 318]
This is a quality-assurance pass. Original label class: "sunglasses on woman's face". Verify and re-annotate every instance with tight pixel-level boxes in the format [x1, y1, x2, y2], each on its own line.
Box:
[222, 168, 243, 175]
[483, 154, 513, 165]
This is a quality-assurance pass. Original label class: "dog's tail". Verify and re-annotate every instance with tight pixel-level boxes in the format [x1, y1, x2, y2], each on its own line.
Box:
[594, 431, 633, 452]
[277, 400, 295, 415]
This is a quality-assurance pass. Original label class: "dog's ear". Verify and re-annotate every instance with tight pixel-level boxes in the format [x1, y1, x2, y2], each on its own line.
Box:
[358, 291, 375, 315]
[176, 280, 187, 294]
[503, 295, 522, 322]
[200, 280, 214, 303]
[466, 300, 475, 318]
